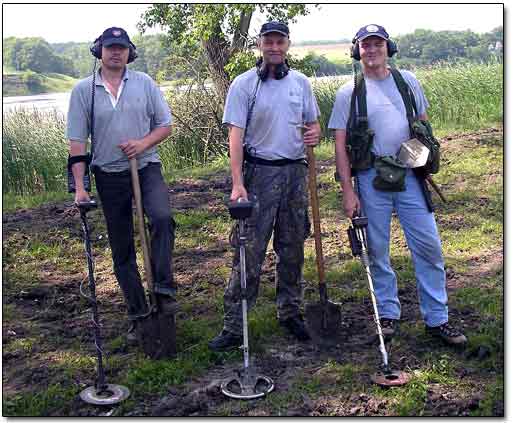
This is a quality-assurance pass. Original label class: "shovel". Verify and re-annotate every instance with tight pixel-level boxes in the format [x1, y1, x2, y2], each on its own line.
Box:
[304, 145, 342, 339]
[129, 158, 176, 359]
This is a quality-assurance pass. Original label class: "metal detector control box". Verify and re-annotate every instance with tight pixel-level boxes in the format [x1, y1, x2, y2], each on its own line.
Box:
[228, 199, 254, 220]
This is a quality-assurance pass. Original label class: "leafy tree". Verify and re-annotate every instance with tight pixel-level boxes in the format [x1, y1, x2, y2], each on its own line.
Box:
[3, 37, 77, 76]
[138, 4, 318, 100]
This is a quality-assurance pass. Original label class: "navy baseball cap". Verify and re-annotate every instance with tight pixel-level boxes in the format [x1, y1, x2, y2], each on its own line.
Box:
[260, 21, 289, 37]
[101, 27, 131, 47]
[354, 24, 390, 42]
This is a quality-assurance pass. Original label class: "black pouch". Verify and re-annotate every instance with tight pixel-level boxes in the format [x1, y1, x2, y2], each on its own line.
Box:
[373, 156, 407, 192]
[346, 123, 375, 171]
[411, 120, 440, 175]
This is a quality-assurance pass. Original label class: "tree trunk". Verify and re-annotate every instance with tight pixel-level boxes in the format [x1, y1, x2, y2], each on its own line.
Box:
[202, 36, 231, 102]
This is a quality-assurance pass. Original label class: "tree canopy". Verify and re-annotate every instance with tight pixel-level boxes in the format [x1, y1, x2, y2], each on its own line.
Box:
[138, 4, 317, 100]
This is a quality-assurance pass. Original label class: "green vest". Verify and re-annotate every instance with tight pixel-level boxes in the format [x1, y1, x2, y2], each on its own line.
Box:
[346, 68, 440, 175]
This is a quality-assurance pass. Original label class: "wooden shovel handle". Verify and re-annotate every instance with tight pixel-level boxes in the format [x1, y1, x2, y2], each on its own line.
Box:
[307, 146, 325, 285]
[129, 158, 155, 293]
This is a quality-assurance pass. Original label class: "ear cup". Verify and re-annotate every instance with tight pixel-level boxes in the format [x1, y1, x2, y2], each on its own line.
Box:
[127, 42, 138, 63]
[90, 37, 102, 59]
[256, 57, 269, 81]
[350, 43, 361, 61]
[274, 59, 290, 80]
[387, 39, 398, 57]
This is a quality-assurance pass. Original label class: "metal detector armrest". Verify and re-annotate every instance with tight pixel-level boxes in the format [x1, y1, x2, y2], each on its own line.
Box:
[76, 199, 98, 212]
[228, 199, 254, 220]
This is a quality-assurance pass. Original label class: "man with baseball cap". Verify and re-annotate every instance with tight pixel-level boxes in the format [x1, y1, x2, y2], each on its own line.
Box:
[328, 24, 467, 347]
[208, 21, 321, 351]
[67, 27, 178, 346]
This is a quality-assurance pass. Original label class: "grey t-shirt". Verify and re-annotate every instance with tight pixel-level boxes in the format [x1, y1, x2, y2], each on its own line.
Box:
[66, 68, 172, 172]
[328, 70, 429, 157]
[223, 68, 320, 160]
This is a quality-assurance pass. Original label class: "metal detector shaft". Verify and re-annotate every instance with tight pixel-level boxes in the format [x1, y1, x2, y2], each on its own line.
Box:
[352, 176, 389, 371]
[79, 205, 107, 392]
[239, 219, 250, 369]
[356, 227, 389, 370]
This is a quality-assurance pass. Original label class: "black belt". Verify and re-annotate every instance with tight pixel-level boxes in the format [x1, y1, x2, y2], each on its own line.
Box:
[244, 154, 307, 167]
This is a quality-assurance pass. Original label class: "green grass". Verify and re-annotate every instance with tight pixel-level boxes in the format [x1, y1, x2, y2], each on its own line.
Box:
[2, 384, 80, 417]
[372, 354, 457, 416]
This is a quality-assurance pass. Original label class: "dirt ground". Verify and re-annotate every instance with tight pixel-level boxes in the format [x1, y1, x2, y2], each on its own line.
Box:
[2, 128, 503, 416]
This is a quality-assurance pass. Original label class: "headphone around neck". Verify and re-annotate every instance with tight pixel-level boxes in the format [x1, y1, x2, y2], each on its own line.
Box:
[350, 37, 398, 61]
[256, 57, 290, 81]
[90, 36, 138, 64]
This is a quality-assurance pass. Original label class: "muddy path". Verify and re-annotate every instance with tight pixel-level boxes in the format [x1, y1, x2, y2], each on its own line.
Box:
[2, 127, 503, 416]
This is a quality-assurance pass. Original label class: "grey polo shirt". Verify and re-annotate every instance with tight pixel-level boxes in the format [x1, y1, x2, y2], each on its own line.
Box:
[66, 68, 172, 172]
[223, 68, 320, 161]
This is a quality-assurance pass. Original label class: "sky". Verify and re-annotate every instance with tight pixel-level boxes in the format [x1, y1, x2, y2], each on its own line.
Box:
[1, 2, 504, 45]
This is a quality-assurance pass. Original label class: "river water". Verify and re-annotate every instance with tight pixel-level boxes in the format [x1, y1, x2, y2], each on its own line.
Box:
[3, 92, 71, 116]
[2, 75, 347, 117]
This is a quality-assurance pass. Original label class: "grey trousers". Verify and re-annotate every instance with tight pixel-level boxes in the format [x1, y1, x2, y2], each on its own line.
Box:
[223, 162, 310, 335]
[94, 162, 176, 320]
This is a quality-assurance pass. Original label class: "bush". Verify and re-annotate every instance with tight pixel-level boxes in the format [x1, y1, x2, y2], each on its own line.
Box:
[160, 82, 228, 174]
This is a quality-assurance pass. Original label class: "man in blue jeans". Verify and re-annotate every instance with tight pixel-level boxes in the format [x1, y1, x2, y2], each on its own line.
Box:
[329, 24, 466, 347]
[67, 27, 177, 345]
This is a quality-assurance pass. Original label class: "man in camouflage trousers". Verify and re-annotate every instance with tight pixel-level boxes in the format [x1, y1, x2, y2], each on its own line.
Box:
[208, 21, 321, 351]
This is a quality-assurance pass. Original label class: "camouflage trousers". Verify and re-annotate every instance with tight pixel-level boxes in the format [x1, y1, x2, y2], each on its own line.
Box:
[223, 162, 310, 336]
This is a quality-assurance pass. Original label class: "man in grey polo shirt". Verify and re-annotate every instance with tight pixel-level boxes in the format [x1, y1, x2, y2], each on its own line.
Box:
[208, 21, 321, 351]
[67, 27, 177, 344]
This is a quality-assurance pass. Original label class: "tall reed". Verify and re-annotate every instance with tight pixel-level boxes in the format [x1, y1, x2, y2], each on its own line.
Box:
[2, 108, 68, 195]
[2, 62, 503, 197]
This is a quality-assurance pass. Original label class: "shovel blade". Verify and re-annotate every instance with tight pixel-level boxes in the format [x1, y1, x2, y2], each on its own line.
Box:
[305, 301, 342, 339]
[137, 311, 176, 360]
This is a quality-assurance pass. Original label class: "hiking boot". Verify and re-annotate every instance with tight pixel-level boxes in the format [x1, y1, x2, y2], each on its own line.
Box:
[279, 315, 311, 341]
[379, 318, 399, 341]
[208, 330, 243, 352]
[156, 294, 180, 315]
[126, 321, 139, 346]
[426, 322, 467, 347]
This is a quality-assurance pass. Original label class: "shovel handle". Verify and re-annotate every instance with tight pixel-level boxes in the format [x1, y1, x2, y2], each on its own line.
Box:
[307, 146, 326, 286]
[129, 158, 155, 295]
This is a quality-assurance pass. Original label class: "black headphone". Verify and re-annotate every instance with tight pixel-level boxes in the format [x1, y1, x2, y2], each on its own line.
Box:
[350, 37, 398, 61]
[256, 57, 290, 81]
[90, 36, 138, 64]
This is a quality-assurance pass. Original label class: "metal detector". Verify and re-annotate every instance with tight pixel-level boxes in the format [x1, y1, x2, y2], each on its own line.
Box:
[347, 179, 411, 387]
[220, 199, 274, 400]
[77, 200, 130, 405]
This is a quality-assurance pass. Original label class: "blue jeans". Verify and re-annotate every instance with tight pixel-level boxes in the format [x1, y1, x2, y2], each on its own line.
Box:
[356, 167, 448, 327]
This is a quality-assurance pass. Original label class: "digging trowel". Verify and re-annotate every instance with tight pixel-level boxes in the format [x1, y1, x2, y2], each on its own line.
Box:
[129, 158, 176, 359]
[398, 138, 447, 203]
[304, 145, 342, 342]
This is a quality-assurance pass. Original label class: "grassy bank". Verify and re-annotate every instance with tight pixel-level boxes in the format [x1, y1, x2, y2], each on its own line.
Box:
[3, 71, 77, 96]
[2, 61, 503, 207]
